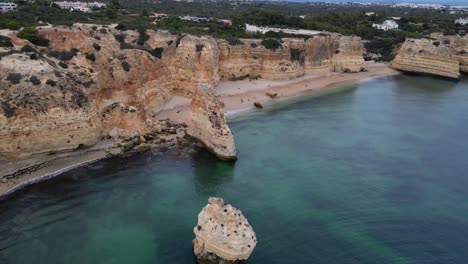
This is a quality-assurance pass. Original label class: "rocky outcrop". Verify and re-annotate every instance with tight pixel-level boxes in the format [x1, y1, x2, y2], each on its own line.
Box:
[436, 34, 468, 74]
[331, 36, 368, 73]
[1, 25, 368, 166]
[187, 91, 237, 161]
[391, 36, 468, 79]
[218, 34, 367, 81]
[193, 197, 257, 264]
[0, 49, 101, 159]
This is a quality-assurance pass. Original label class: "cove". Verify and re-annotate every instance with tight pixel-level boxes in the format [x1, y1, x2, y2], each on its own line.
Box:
[1, 75, 468, 264]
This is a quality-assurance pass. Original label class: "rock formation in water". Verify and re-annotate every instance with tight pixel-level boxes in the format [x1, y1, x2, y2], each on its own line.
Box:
[193, 197, 257, 264]
[391, 35, 468, 79]
[0, 25, 367, 167]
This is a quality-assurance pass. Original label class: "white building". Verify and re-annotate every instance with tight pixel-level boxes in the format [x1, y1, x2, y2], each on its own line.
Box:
[365, 12, 375, 16]
[53, 1, 106, 10]
[0, 2, 17, 11]
[373, 20, 399, 31]
[455, 18, 468, 26]
[245, 24, 322, 36]
[70, 6, 91, 13]
[218, 19, 232, 25]
[180, 16, 208, 23]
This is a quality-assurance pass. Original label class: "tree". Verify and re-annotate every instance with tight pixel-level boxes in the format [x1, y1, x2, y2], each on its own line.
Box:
[261, 38, 281, 50]
[17, 27, 50, 47]
[0, 20, 21, 30]
[111, 0, 121, 9]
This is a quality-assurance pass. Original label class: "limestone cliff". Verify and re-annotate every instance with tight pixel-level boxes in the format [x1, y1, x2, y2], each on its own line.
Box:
[391, 36, 468, 79]
[218, 34, 367, 80]
[0, 48, 101, 159]
[1, 25, 367, 166]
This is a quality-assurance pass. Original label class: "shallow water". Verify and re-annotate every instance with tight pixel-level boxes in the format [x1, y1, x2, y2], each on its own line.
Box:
[1, 75, 468, 264]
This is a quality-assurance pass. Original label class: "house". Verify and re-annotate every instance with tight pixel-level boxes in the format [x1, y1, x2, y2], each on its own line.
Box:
[0, 2, 17, 11]
[455, 18, 468, 26]
[53, 1, 106, 10]
[218, 19, 232, 25]
[180, 16, 208, 23]
[373, 20, 399, 31]
[365, 12, 375, 16]
[70, 6, 91, 13]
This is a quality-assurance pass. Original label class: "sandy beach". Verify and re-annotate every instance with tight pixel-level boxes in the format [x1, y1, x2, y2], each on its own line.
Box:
[0, 63, 399, 198]
[217, 62, 399, 115]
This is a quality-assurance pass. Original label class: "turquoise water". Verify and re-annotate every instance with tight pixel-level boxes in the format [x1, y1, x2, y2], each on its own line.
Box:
[1, 75, 468, 263]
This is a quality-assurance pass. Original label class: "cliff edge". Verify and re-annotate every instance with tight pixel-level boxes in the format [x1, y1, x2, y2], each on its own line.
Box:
[1, 25, 367, 171]
[391, 36, 468, 79]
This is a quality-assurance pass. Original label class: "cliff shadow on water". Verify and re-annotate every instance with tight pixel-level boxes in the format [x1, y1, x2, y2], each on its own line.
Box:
[392, 74, 459, 98]
[398, 71, 464, 83]
[191, 149, 236, 196]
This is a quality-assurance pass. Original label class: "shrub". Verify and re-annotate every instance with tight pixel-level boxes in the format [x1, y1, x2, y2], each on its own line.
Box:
[58, 61, 68, 68]
[121, 61, 131, 72]
[433, 41, 440, 47]
[151, 47, 164, 59]
[226, 38, 244, 46]
[46, 79, 57, 86]
[54, 70, 62, 77]
[120, 42, 133, 50]
[17, 27, 50, 47]
[85, 53, 96, 62]
[114, 34, 125, 43]
[250, 43, 257, 48]
[48, 50, 77, 61]
[137, 28, 150, 45]
[0, 20, 21, 30]
[29, 76, 41, 85]
[196, 44, 204, 52]
[21, 45, 37, 53]
[261, 38, 281, 50]
[93, 43, 101, 51]
[71, 47, 79, 52]
[0, 36, 13, 48]
[6, 73, 23, 84]
[1, 100, 16, 118]
[106, 9, 118, 19]
[175, 35, 183, 48]
[115, 23, 126, 31]
[264, 30, 281, 39]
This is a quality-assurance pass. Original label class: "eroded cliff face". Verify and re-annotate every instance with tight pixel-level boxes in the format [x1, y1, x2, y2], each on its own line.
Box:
[218, 35, 367, 80]
[391, 36, 468, 79]
[0, 48, 101, 159]
[0, 26, 367, 164]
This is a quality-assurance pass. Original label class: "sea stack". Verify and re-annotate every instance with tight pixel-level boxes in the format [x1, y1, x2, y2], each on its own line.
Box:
[193, 197, 257, 264]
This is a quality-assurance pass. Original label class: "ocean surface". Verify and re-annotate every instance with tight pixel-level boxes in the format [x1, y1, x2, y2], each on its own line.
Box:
[1, 74, 468, 264]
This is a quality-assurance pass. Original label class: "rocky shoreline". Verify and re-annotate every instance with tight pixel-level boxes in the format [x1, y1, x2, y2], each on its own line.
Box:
[1, 23, 372, 197]
[0, 63, 398, 198]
